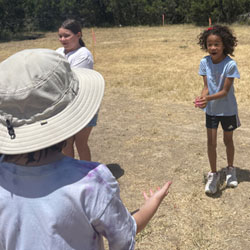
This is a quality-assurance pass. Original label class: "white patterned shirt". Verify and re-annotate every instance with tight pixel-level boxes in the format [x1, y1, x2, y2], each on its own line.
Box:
[56, 47, 94, 69]
[0, 156, 136, 250]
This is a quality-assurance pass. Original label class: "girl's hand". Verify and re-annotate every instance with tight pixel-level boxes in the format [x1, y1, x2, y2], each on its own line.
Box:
[194, 96, 207, 108]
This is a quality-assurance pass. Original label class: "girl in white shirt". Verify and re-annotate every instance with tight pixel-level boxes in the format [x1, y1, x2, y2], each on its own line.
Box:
[56, 19, 95, 161]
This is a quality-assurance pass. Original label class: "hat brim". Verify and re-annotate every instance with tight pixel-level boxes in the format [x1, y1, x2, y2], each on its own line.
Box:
[0, 68, 105, 155]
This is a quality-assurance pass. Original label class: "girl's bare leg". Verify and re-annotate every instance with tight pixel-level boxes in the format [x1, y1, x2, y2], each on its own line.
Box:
[207, 128, 217, 173]
[75, 127, 93, 161]
[223, 130, 234, 166]
[63, 136, 75, 158]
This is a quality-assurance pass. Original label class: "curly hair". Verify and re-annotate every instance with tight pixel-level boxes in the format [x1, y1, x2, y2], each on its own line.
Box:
[197, 25, 238, 56]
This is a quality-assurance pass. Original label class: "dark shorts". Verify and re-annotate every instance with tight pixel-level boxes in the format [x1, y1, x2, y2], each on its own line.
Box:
[206, 114, 240, 131]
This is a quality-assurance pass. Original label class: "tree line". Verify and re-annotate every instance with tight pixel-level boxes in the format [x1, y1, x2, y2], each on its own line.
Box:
[1, 0, 250, 38]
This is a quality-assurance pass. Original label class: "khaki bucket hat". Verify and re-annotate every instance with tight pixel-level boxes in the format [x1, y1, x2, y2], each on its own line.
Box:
[0, 49, 105, 154]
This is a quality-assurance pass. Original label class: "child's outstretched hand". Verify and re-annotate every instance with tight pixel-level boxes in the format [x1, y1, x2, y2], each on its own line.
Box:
[143, 181, 172, 204]
[133, 181, 172, 233]
[194, 96, 207, 108]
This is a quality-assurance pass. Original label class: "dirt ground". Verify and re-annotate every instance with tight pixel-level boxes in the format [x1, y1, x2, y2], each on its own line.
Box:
[89, 86, 250, 250]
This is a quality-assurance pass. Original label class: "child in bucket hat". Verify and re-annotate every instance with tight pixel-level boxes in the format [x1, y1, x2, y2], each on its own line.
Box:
[0, 49, 171, 250]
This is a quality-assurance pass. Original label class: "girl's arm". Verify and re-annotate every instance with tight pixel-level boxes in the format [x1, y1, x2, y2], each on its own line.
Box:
[201, 75, 209, 97]
[205, 77, 234, 101]
[133, 181, 172, 233]
[194, 76, 208, 108]
[195, 76, 234, 108]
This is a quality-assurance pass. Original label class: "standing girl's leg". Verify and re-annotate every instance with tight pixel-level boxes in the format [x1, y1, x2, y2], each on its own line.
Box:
[75, 113, 98, 161]
[223, 130, 238, 187]
[205, 128, 220, 194]
[63, 136, 75, 158]
[75, 127, 93, 161]
[207, 128, 217, 173]
[223, 130, 234, 167]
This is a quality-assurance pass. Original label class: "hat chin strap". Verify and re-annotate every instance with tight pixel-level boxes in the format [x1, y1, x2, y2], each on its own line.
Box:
[6, 119, 16, 140]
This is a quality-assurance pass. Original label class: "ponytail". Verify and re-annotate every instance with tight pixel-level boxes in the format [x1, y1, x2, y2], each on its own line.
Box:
[79, 38, 85, 47]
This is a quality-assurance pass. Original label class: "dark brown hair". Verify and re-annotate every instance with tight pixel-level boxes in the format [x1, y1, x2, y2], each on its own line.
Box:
[197, 25, 238, 56]
[1, 141, 66, 164]
[60, 19, 85, 47]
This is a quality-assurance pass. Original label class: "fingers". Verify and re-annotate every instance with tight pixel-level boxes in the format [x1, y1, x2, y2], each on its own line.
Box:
[143, 181, 172, 200]
[194, 96, 207, 108]
[194, 96, 201, 108]
[162, 181, 172, 195]
[143, 189, 154, 200]
[162, 181, 172, 191]
[143, 191, 149, 200]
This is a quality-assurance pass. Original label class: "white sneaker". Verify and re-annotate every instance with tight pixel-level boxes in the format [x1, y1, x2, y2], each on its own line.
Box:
[225, 166, 238, 188]
[205, 172, 220, 194]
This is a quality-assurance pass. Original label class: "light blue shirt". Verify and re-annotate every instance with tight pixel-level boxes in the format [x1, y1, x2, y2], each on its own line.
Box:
[0, 156, 136, 250]
[199, 55, 240, 116]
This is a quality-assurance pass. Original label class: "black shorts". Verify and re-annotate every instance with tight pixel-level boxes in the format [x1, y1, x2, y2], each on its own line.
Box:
[206, 114, 240, 131]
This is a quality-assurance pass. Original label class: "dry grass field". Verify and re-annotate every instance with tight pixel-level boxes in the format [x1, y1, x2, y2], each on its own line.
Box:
[1, 24, 250, 250]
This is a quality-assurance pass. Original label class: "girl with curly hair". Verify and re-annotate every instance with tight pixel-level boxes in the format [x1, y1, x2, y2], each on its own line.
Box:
[194, 25, 240, 195]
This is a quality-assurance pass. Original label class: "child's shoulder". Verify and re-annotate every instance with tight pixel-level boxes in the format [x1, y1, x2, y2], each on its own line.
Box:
[68, 157, 102, 170]
[74, 46, 93, 57]
[222, 56, 238, 70]
[224, 55, 236, 64]
[67, 158, 119, 201]
[200, 55, 210, 63]
[65, 157, 115, 183]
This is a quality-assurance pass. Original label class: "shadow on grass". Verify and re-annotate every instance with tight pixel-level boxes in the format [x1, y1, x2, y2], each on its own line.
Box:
[205, 167, 250, 198]
[236, 167, 250, 183]
[107, 163, 124, 179]
[0, 32, 45, 43]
